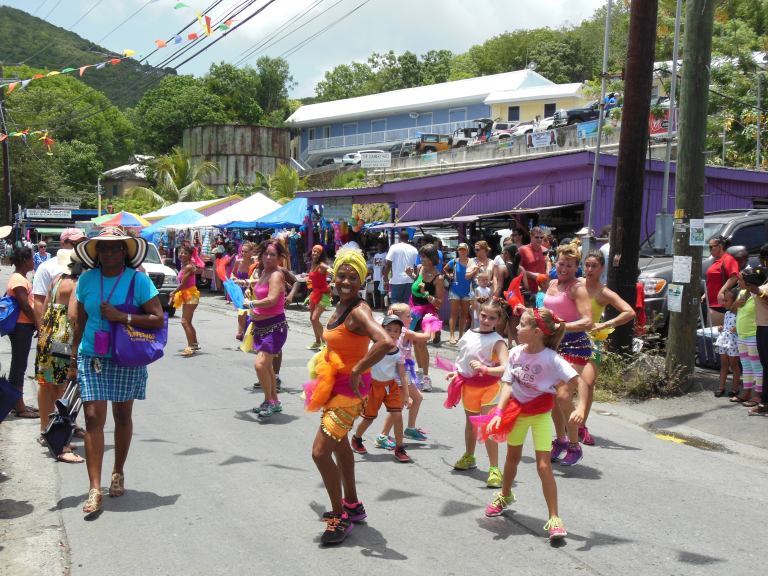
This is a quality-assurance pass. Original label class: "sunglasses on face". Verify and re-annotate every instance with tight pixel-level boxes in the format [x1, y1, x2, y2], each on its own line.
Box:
[96, 245, 126, 253]
[708, 244, 719, 250]
[533, 235, 544, 240]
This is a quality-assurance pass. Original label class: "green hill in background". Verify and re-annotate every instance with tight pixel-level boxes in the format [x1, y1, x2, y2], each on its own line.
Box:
[0, 5, 175, 109]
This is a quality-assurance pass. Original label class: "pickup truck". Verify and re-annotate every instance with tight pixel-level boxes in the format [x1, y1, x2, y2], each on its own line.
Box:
[638, 209, 767, 336]
[553, 100, 601, 127]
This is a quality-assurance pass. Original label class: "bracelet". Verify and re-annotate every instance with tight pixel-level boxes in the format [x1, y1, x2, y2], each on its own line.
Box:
[490, 408, 503, 418]
[481, 365, 488, 376]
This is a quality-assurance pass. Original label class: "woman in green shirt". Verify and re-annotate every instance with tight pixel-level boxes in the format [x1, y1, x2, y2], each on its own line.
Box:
[733, 276, 762, 406]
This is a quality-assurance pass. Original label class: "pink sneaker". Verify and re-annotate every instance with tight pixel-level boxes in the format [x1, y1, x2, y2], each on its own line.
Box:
[544, 517, 567, 540]
[578, 426, 595, 445]
[550, 438, 568, 461]
[485, 492, 516, 517]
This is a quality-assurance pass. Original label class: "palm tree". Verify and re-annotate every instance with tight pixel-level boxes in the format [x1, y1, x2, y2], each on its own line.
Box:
[123, 148, 220, 206]
[268, 163, 309, 205]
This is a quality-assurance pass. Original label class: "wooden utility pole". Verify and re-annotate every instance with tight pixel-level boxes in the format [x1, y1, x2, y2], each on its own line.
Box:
[0, 63, 13, 225]
[606, 0, 659, 352]
[665, 0, 717, 387]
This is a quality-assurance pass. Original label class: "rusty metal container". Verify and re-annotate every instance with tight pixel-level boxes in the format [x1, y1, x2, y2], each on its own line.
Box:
[182, 125, 291, 196]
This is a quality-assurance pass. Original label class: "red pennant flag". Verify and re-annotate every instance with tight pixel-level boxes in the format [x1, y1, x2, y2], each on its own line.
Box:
[188, 32, 198, 40]
[110, 58, 121, 65]
[155, 40, 167, 48]
[6, 82, 19, 94]
[205, 15, 212, 35]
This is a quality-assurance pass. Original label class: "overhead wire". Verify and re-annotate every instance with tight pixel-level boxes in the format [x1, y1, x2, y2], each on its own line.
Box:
[40, 0, 63, 22]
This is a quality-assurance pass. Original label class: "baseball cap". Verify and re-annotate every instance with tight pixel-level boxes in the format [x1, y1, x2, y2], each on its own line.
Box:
[457, 243, 469, 251]
[381, 315, 404, 328]
[60, 228, 87, 243]
[536, 274, 548, 286]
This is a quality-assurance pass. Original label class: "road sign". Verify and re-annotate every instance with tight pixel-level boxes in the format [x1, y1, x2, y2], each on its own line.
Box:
[25, 209, 71, 219]
[323, 196, 354, 222]
[361, 152, 391, 168]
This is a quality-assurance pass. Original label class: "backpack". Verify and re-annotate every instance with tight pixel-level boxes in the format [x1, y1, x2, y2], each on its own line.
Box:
[0, 294, 21, 337]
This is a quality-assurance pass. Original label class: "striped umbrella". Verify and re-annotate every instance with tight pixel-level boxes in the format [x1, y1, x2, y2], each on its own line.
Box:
[98, 210, 151, 228]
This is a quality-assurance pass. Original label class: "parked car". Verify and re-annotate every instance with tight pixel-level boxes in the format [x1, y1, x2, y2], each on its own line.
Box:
[341, 153, 356, 166]
[411, 133, 452, 154]
[142, 243, 180, 318]
[389, 139, 417, 157]
[452, 126, 480, 147]
[352, 149, 386, 164]
[553, 100, 601, 128]
[507, 121, 535, 138]
[315, 156, 341, 168]
[638, 209, 767, 337]
[533, 117, 556, 132]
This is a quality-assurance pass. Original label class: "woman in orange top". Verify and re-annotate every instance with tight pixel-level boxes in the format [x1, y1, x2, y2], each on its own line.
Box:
[304, 246, 393, 545]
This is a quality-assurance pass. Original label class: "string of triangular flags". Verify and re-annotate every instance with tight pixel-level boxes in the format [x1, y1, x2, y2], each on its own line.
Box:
[0, 129, 55, 154]
[2, 0, 239, 94]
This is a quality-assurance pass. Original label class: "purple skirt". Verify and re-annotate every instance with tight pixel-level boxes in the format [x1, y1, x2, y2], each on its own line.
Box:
[251, 313, 288, 355]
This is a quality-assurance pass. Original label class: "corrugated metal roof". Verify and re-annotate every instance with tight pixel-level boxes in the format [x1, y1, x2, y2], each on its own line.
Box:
[484, 83, 586, 105]
[287, 70, 553, 126]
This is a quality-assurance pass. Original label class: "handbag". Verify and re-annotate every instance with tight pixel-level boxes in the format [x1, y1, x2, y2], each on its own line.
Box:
[46, 279, 74, 359]
[109, 270, 169, 367]
[0, 294, 21, 337]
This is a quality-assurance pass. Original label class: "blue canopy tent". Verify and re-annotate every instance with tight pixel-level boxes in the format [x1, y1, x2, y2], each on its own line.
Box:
[221, 198, 308, 229]
[141, 209, 206, 242]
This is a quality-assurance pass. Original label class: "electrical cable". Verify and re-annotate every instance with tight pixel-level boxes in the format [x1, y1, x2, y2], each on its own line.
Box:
[40, 0, 63, 22]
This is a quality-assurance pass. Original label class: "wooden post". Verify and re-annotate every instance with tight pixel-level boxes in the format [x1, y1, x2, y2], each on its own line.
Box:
[606, 0, 659, 353]
[665, 0, 717, 388]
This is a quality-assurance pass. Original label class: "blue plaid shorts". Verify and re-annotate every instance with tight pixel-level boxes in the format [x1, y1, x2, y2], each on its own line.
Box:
[77, 355, 148, 402]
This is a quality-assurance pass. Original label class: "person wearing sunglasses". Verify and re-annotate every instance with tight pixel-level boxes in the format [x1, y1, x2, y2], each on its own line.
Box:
[703, 235, 739, 327]
[519, 226, 547, 281]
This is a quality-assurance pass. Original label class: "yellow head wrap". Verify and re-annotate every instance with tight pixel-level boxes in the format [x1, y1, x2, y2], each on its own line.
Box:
[333, 246, 367, 283]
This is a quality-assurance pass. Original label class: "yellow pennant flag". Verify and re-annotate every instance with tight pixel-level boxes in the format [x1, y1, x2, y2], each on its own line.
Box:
[195, 10, 204, 30]
[123, 49, 136, 57]
[47, 71, 61, 76]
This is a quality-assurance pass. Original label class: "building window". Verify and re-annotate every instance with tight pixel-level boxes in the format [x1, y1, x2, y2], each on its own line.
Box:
[651, 84, 660, 99]
[507, 106, 520, 122]
[308, 128, 316, 141]
[112, 185, 118, 197]
[544, 103, 556, 118]
[322, 126, 330, 139]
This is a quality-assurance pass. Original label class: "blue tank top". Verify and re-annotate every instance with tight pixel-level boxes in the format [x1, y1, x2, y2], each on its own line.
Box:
[450, 259, 471, 297]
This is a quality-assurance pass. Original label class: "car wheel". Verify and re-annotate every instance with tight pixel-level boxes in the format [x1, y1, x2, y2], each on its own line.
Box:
[423, 147, 437, 154]
[568, 118, 583, 126]
[196, 274, 211, 290]
[164, 306, 176, 318]
[457, 142, 467, 147]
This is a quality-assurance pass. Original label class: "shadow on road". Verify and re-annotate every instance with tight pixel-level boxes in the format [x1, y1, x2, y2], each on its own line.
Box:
[376, 488, 420, 501]
[440, 499, 477, 517]
[0, 498, 34, 519]
[552, 464, 603, 481]
[677, 550, 724, 565]
[220, 455, 259, 466]
[592, 437, 642, 451]
[56, 490, 181, 513]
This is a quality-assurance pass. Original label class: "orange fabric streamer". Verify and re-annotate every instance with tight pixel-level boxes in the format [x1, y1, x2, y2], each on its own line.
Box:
[303, 351, 345, 413]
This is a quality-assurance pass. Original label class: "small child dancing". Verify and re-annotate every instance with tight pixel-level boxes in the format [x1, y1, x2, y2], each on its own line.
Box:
[350, 316, 413, 462]
[471, 307, 589, 540]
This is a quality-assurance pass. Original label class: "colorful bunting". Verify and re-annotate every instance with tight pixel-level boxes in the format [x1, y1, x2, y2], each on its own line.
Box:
[155, 40, 167, 48]
[79, 66, 90, 76]
[173, 34, 182, 44]
[0, 135, 5, 142]
[19, 79, 31, 90]
[110, 59, 121, 65]
[174, 2, 189, 8]
[6, 82, 18, 94]
[61, 68, 76, 73]
[47, 71, 60, 76]
[205, 15, 213, 35]
[188, 32, 198, 40]
[96, 62, 106, 69]
[123, 49, 136, 57]
[219, 24, 229, 31]
[32, 75, 45, 79]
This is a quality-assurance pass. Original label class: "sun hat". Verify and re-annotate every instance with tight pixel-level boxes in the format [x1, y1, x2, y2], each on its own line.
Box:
[60, 228, 87, 244]
[56, 249, 76, 275]
[74, 226, 148, 269]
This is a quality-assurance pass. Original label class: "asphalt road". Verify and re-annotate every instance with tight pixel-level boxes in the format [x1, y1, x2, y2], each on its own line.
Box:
[3, 283, 768, 575]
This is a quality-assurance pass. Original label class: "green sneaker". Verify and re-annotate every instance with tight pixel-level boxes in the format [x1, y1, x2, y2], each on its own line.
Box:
[307, 342, 322, 350]
[486, 466, 502, 488]
[453, 453, 477, 470]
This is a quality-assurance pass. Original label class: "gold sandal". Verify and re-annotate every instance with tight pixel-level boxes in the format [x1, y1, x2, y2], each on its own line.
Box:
[109, 472, 125, 497]
[182, 347, 196, 356]
[83, 489, 103, 513]
[191, 343, 201, 350]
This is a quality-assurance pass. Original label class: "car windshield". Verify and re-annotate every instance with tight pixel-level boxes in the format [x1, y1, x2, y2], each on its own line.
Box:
[144, 244, 163, 264]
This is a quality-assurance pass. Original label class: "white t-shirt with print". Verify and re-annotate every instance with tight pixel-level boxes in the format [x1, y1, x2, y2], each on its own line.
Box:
[32, 257, 62, 297]
[372, 252, 388, 282]
[455, 329, 504, 378]
[370, 346, 405, 382]
[503, 345, 579, 403]
[386, 242, 418, 284]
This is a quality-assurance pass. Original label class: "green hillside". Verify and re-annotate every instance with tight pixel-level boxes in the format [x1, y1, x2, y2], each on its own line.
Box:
[0, 6, 175, 109]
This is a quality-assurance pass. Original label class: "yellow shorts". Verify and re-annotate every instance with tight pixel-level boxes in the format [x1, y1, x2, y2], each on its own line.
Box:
[461, 382, 502, 413]
[506, 411, 553, 451]
[173, 287, 200, 309]
[321, 394, 367, 442]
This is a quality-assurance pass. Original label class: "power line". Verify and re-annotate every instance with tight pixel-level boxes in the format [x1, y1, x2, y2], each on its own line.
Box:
[40, 0, 63, 21]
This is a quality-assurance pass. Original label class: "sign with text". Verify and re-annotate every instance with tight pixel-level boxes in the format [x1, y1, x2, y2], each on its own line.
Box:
[649, 107, 678, 135]
[323, 196, 354, 223]
[25, 209, 71, 219]
[577, 120, 600, 139]
[526, 130, 557, 149]
[420, 152, 437, 165]
[361, 152, 391, 168]
[498, 138, 515, 149]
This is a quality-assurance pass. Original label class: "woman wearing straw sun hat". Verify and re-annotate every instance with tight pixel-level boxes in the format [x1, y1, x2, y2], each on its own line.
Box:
[66, 227, 165, 514]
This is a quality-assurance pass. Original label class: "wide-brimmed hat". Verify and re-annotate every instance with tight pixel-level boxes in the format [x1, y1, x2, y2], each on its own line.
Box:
[56, 249, 74, 275]
[74, 226, 148, 269]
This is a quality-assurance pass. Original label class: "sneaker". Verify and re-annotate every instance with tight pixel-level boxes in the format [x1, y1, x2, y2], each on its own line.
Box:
[485, 492, 516, 517]
[253, 381, 262, 389]
[276, 376, 282, 392]
[404, 427, 427, 441]
[236, 333, 243, 341]
[578, 426, 594, 445]
[351, 436, 367, 454]
[453, 453, 477, 470]
[394, 445, 411, 462]
[321, 512, 353, 545]
[421, 375, 433, 392]
[322, 500, 367, 522]
[560, 443, 583, 466]
[253, 400, 269, 413]
[374, 434, 396, 450]
[550, 438, 569, 461]
[272, 400, 282, 412]
[257, 402, 275, 418]
[486, 466, 502, 488]
[307, 342, 322, 350]
[544, 516, 567, 540]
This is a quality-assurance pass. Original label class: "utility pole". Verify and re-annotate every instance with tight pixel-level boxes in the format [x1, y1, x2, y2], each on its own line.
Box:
[605, 0, 659, 353]
[0, 63, 13, 225]
[758, 73, 763, 170]
[665, 0, 717, 388]
[661, 0, 682, 214]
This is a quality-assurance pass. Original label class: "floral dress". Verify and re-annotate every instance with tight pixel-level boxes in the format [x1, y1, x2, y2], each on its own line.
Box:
[35, 278, 74, 385]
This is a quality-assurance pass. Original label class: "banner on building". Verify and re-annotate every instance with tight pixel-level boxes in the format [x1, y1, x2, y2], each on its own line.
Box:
[650, 108, 677, 136]
[577, 120, 600, 140]
[526, 130, 557, 149]
[420, 152, 437, 165]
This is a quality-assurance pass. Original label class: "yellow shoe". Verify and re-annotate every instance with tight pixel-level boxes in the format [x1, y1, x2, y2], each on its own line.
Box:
[453, 453, 477, 470]
[486, 466, 502, 488]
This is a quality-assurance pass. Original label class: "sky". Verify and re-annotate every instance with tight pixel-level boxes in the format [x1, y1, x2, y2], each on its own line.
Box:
[3, 0, 607, 98]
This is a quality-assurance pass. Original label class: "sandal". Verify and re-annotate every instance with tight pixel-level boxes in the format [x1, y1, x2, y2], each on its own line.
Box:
[730, 395, 750, 403]
[37, 437, 76, 450]
[109, 472, 125, 497]
[83, 489, 103, 514]
[14, 408, 40, 419]
[727, 390, 739, 397]
[74, 427, 86, 438]
[182, 347, 196, 356]
[191, 343, 201, 351]
[748, 403, 768, 415]
[714, 389, 726, 398]
[743, 400, 759, 407]
[57, 450, 84, 464]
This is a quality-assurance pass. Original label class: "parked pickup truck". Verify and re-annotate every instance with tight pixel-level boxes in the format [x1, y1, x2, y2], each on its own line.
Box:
[553, 100, 601, 127]
[638, 209, 767, 336]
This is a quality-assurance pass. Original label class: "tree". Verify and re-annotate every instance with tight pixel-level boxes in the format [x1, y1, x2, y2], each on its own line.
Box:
[205, 62, 264, 125]
[123, 148, 220, 206]
[55, 140, 103, 186]
[268, 164, 309, 205]
[315, 62, 374, 101]
[254, 56, 296, 122]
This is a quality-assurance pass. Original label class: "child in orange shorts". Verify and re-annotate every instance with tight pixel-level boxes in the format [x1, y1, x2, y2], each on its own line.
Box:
[350, 315, 412, 463]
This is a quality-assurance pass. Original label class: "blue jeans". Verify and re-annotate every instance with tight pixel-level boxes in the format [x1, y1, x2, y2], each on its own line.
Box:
[8, 322, 35, 392]
[390, 283, 413, 304]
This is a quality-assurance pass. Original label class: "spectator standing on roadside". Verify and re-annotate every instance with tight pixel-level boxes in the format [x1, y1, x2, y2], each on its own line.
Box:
[493, 236, 515, 268]
[382, 230, 418, 305]
[33, 241, 51, 271]
[519, 226, 547, 282]
[703, 235, 739, 327]
[511, 229, 525, 250]
[743, 243, 768, 415]
[599, 225, 611, 285]
[372, 240, 388, 311]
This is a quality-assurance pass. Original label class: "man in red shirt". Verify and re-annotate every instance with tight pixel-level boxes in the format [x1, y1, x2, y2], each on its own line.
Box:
[518, 226, 547, 281]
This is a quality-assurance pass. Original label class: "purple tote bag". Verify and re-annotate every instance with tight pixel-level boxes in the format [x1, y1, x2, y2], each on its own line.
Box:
[109, 271, 168, 367]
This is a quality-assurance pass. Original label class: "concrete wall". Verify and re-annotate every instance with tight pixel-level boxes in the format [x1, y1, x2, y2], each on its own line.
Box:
[103, 177, 147, 199]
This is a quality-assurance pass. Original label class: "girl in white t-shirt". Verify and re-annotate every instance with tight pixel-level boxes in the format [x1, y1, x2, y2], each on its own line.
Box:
[476, 307, 589, 541]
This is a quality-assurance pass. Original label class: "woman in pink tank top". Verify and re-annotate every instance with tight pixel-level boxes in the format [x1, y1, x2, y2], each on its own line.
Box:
[542, 242, 593, 467]
[242, 240, 290, 418]
[167, 245, 200, 356]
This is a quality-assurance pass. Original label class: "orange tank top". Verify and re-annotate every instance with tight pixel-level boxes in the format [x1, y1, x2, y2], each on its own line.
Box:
[323, 298, 371, 375]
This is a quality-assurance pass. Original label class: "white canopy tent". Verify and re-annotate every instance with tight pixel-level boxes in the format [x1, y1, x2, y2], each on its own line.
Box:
[166, 193, 281, 229]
